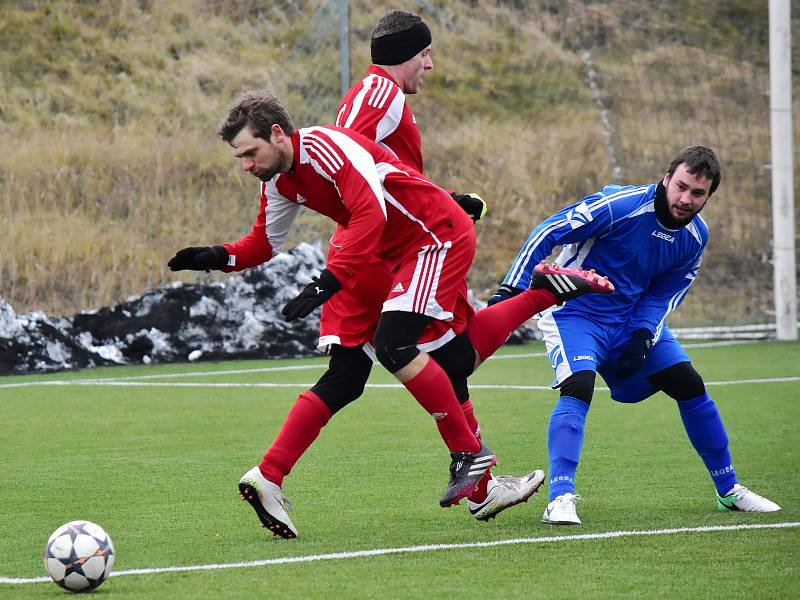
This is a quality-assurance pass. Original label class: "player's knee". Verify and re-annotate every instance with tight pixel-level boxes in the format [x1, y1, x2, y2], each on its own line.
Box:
[374, 342, 420, 373]
[558, 371, 596, 405]
[374, 312, 430, 373]
[312, 376, 365, 414]
[649, 362, 706, 401]
[311, 346, 373, 414]
[429, 333, 477, 381]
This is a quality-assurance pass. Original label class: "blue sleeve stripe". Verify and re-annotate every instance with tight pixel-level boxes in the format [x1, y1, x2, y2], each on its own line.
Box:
[686, 220, 704, 245]
[504, 187, 646, 287]
[653, 276, 695, 340]
[504, 219, 568, 287]
[586, 186, 648, 211]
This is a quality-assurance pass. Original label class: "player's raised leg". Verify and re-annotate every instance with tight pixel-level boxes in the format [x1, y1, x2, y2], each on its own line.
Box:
[468, 262, 613, 365]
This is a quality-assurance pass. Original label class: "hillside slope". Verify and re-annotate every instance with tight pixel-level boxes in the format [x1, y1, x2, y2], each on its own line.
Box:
[0, 0, 793, 326]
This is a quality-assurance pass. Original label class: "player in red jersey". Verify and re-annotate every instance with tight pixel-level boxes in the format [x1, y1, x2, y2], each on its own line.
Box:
[336, 10, 485, 220]
[334, 9, 523, 515]
[169, 89, 613, 538]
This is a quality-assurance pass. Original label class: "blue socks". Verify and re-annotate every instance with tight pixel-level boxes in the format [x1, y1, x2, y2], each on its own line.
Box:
[547, 396, 589, 500]
[547, 392, 736, 500]
[677, 392, 737, 495]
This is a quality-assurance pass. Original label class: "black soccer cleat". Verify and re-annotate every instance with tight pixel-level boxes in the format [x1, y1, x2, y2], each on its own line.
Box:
[439, 442, 497, 508]
[531, 261, 614, 302]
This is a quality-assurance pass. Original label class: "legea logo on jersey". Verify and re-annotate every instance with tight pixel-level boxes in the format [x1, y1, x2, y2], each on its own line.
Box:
[651, 230, 675, 243]
[572, 354, 595, 362]
[566, 202, 593, 229]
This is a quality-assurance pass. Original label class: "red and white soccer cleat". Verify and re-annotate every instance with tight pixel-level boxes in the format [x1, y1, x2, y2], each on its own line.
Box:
[531, 261, 614, 302]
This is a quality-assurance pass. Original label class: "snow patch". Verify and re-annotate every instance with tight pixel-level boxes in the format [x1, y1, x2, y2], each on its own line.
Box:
[0, 242, 537, 375]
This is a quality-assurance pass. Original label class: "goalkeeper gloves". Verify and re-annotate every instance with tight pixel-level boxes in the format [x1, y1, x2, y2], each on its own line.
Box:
[612, 328, 653, 379]
[282, 269, 341, 322]
[451, 192, 488, 223]
[168, 246, 229, 271]
[487, 284, 523, 306]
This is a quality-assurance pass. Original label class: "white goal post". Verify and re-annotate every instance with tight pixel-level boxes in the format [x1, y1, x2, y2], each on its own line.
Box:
[769, 0, 797, 341]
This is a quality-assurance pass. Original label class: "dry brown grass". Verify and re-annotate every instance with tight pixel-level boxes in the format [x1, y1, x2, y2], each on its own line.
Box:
[0, 0, 793, 327]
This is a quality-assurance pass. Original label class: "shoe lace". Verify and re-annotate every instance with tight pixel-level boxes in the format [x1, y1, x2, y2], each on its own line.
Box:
[494, 476, 522, 491]
[449, 451, 474, 476]
[558, 494, 581, 509]
[730, 485, 749, 500]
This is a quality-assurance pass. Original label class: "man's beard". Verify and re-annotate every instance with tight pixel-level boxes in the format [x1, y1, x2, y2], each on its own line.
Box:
[258, 168, 279, 182]
[667, 210, 702, 228]
[654, 181, 705, 229]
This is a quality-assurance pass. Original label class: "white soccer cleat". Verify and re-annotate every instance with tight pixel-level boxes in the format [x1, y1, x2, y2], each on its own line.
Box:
[238, 466, 298, 539]
[717, 484, 781, 512]
[467, 470, 545, 521]
[541, 493, 582, 525]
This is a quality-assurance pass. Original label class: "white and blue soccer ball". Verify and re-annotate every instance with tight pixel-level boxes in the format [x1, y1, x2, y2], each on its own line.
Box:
[43, 520, 115, 592]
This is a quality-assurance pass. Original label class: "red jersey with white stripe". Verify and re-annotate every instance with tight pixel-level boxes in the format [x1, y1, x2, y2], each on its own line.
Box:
[289, 125, 469, 283]
[220, 164, 350, 272]
[220, 126, 473, 347]
[335, 65, 423, 173]
[222, 126, 469, 282]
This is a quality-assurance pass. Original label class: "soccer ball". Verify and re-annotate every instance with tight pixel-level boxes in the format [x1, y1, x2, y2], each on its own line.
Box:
[43, 520, 115, 592]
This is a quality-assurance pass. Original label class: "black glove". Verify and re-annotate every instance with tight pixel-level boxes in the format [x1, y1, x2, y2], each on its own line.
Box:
[282, 269, 342, 322]
[451, 192, 487, 223]
[487, 284, 523, 306]
[168, 246, 229, 271]
[612, 328, 653, 379]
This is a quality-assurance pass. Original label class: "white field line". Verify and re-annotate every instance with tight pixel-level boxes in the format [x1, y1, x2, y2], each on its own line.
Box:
[2, 521, 797, 585]
[0, 339, 762, 389]
[486, 339, 762, 361]
[2, 375, 798, 391]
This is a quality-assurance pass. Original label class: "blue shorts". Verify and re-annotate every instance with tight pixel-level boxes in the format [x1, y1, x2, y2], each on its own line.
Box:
[537, 309, 690, 404]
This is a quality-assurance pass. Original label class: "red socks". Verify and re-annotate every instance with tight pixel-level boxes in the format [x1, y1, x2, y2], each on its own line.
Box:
[461, 399, 491, 502]
[467, 288, 558, 361]
[403, 358, 481, 453]
[259, 391, 332, 487]
[458, 288, 559, 502]
[460, 399, 480, 439]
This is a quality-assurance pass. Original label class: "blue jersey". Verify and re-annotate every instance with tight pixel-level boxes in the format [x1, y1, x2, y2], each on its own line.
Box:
[502, 183, 708, 339]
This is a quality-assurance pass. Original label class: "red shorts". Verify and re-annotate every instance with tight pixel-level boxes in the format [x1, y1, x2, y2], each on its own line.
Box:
[417, 288, 475, 350]
[320, 225, 476, 353]
[319, 243, 392, 349]
[382, 226, 476, 349]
